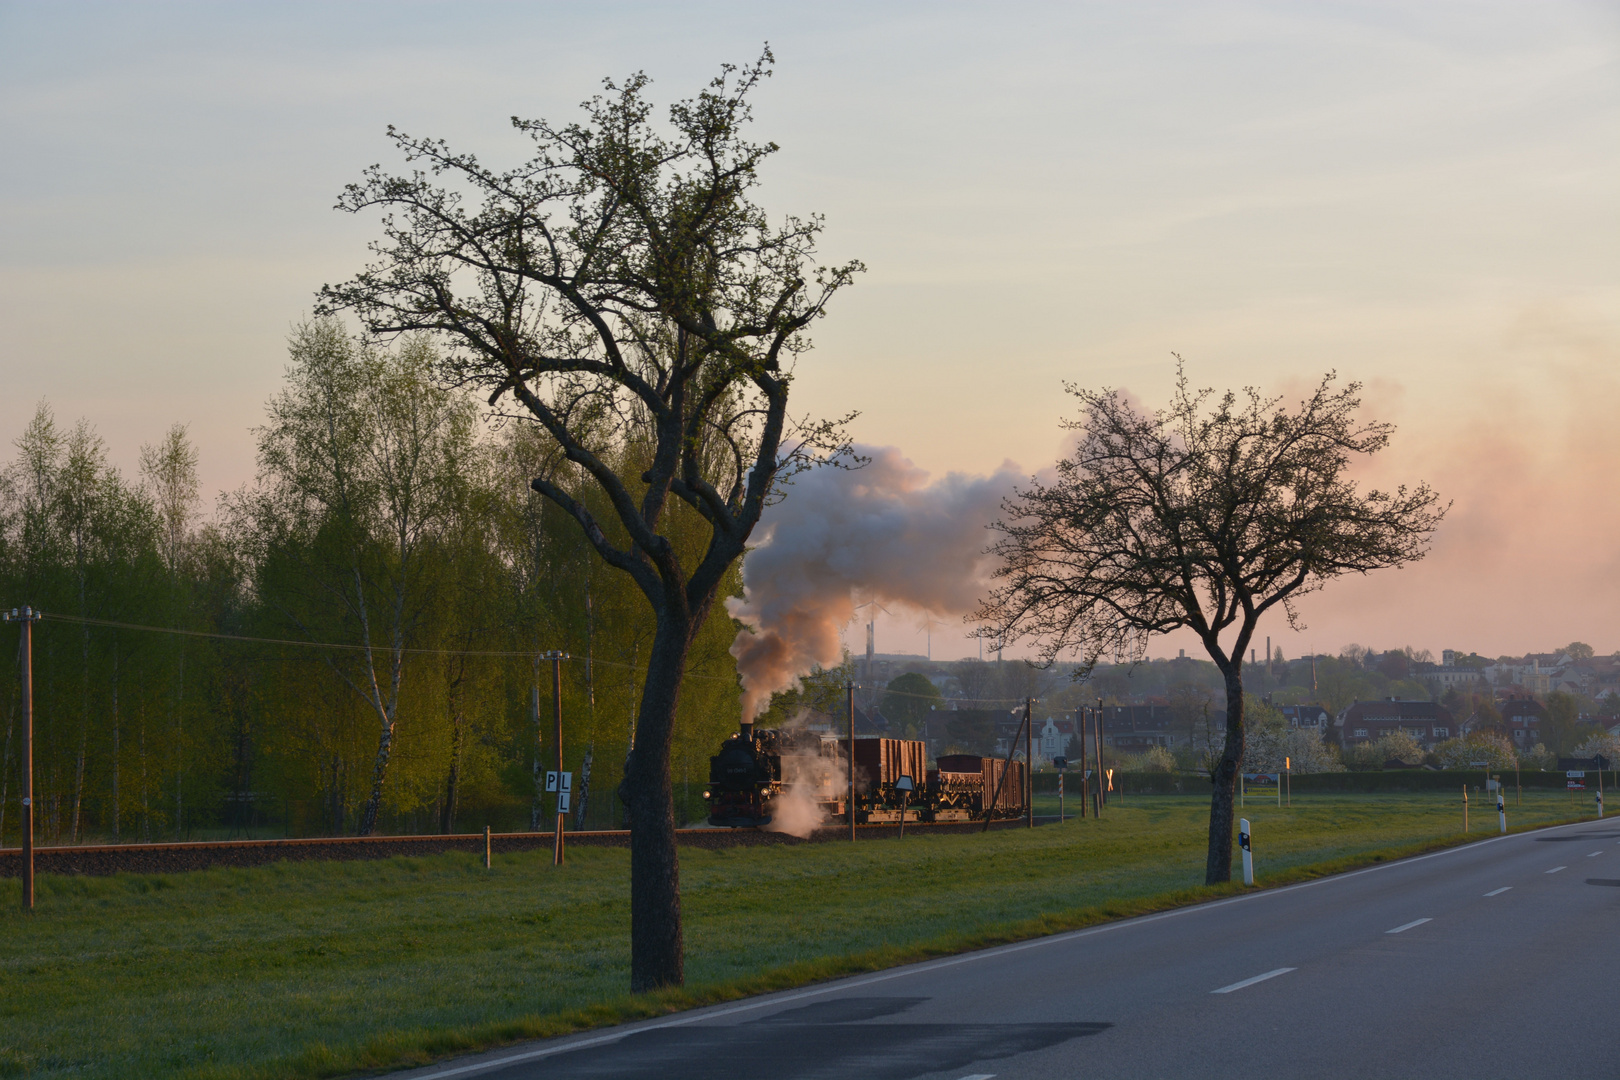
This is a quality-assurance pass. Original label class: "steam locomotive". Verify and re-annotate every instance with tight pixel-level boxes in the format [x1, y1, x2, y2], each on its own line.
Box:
[705, 720, 1028, 828]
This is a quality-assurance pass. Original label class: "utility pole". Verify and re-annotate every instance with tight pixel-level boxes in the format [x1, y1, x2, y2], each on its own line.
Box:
[846, 681, 856, 842]
[1025, 697, 1033, 829]
[5, 607, 39, 910]
[544, 650, 568, 865]
[1077, 709, 1089, 818]
[1095, 696, 1107, 810]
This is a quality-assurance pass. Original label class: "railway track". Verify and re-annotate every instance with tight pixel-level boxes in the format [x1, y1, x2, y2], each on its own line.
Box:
[0, 818, 1048, 878]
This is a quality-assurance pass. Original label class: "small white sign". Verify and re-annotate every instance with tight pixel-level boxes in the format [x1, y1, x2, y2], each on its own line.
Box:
[560, 771, 572, 792]
[557, 791, 571, 812]
[1568, 770, 1587, 779]
[545, 771, 559, 792]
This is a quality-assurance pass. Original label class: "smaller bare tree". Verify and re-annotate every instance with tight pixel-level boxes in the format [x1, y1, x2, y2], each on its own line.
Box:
[979, 364, 1445, 883]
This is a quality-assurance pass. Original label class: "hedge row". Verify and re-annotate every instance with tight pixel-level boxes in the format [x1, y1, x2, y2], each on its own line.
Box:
[1030, 768, 1613, 795]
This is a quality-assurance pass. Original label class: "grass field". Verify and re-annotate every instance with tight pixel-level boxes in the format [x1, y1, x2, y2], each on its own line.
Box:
[0, 791, 1599, 1080]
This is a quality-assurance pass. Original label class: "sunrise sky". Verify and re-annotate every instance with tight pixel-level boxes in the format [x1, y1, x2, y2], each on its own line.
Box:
[2, 1, 1616, 661]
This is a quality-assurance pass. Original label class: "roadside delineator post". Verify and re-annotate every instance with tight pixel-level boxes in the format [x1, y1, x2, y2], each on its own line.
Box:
[1497, 791, 1506, 835]
[1463, 784, 1468, 833]
[846, 681, 856, 842]
[1239, 817, 1253, 886]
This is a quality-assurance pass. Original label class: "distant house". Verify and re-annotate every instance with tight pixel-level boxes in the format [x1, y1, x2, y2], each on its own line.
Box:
[1336, 700, 1456, 748]
[788, 704, 886, 737]
[1036, 717, 1076, 764]
[1100, 705, 1180, 750]
[1568, 655, 1620, 700]
[918, 707, 1017, 759]
[1485, 653, 1578, 696]
[1280, 704, 1331, 731]
[1412, 662, 1484, 694]
[1500, 699, 1544, 749]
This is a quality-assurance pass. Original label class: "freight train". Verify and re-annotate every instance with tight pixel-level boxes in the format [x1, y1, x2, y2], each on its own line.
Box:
[705, 720, 1028, 828]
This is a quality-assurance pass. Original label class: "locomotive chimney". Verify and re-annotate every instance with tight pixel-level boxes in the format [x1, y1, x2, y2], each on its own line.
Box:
[740, 719, 755, 743]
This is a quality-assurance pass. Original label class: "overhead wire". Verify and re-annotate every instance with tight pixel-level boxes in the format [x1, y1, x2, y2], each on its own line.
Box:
[22, 610, 1044, 706]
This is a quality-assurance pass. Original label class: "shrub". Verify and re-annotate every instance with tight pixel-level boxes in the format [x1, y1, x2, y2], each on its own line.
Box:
[1342, 731, 1424, 770]
[1430, 731, 1516, 771]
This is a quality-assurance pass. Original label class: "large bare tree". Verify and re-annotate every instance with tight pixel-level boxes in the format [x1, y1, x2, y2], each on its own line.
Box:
[978, 365, 1444, 883]
[318, 53, 859, 989]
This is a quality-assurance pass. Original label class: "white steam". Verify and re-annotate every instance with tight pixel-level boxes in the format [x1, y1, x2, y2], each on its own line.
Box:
[763, 751, 842, 838]
[728, 445, 1023, 722]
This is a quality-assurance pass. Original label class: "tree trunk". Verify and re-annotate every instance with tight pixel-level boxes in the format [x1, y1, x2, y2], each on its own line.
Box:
[358, 717, 393, 836]
[1205, 661, 1245, 885]
[530, 677, 544, 832]
[625, 613, 692, 993]
[71, 730, 86, 844]
[175, 646, 185, 840]
[111, 651, 120, 843]
[139, 706, 150, 842]
[0, 694, 14, 844]
[441, 667, 464, 835]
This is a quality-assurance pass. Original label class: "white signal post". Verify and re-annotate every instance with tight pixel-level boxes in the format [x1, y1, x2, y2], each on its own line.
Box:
[1239, 818, 1254, 886]
[1497, 790, 1506, 834]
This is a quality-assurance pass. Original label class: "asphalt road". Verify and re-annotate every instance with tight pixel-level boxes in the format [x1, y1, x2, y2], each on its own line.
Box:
[395, 816, 1620, 1080]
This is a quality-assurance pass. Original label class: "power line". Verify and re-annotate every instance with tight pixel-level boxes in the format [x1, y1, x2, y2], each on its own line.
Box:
[30, 611, 693, 678]
[18, 611, 1038, 704]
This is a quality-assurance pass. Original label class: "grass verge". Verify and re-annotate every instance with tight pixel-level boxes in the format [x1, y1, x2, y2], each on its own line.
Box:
[0, 792, 1597, 1080]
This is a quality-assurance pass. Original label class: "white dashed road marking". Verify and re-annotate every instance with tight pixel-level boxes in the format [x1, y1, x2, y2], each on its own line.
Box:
[1212, 968, 1296, 994]
[1484, 887, 1511, 897]
[1386, 918, 1432, 934]
[1547, 866, 1567, 874]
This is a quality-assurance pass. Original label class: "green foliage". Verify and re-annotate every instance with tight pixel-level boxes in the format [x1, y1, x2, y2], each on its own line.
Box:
[1430, 731, 1517, 771]
[0, 330, 744, 844]
[879, 672, 943, 735]
[1573, 730, 1620, 762]
[755, 655, 854, 728]
[1113, 745, 1177, 773]
[1520, 742, 1557, 771]
[1242, 695, 1342, 773]
[1342, 731, 1426, 769]
[943, 712, 997, 756]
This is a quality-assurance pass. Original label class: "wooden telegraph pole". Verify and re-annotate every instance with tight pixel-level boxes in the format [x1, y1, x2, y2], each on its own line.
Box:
[847, 682, 856, 842]
[1077, 709, 1089, 818]
[1025, 697, 1034, 828]
[4, 607, 38, 910]
[1095, 697, 1107, 810]
[544, 650, 568, 865]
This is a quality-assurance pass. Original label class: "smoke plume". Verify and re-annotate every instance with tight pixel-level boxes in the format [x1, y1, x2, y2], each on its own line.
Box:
[763, 749, 842, 838]
[728, 445, 1023, 721]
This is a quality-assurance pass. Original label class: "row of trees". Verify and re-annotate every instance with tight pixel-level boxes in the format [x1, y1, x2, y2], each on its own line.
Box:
[0, 324, 744, 847]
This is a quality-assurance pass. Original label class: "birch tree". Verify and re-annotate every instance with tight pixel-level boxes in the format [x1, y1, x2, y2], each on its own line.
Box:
[250, 321, 478, 835]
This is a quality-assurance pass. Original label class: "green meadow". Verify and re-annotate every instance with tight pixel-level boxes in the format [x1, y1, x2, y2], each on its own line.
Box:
[0, 791, 1595, 1080]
